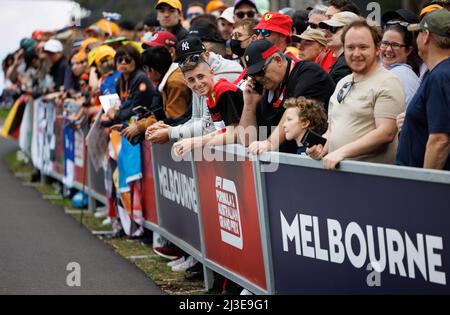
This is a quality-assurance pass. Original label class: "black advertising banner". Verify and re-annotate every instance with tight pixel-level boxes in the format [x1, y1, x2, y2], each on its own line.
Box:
[263, 164, 450, 294]
[152, 143, 201, 251]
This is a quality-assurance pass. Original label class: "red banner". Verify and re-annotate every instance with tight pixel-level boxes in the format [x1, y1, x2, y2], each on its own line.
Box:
[195, 159, 266, 290]
[141, 141, 158, 224]
[74, 130, 87, 186]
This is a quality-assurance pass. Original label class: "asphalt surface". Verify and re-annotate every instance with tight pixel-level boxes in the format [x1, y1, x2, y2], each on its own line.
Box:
[0, 137, 163, 295]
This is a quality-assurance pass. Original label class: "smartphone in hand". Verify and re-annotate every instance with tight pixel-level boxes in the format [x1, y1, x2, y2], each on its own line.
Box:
[132, 106, 152, 118]
[253, 81, 264, 95]
[300, 129, 327, 148]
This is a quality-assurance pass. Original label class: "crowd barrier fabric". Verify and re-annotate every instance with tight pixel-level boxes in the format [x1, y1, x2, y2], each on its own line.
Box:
[12, 98, 450, 294]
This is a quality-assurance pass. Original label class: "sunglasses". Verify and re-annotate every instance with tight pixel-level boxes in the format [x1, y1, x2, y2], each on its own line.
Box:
[117, 56, 132, 64]
[186, 12, 202, 19]
[180, 54, 209, 68]
[385, 20, 410, 29]
[328, 26, 344, 34]
[235, 10, 257, 19]
[337, 80, 354, 103]
[308, 22, 319, 29]
[256, 29, 271, 38]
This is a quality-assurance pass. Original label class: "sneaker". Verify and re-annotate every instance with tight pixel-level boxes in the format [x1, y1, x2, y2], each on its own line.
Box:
[222, 280, 243, 295]
[167, 256, 186, 268]
[95, 207, 108, 218]
[103, 229, 125, 239]
[102, 217, 112, 226]
[185, 261, 202, 273]
[172, 256, 196, 272]
[208, 273, 225, 294]
[185, 271, 204, 282]
[153, 246, 185, 260]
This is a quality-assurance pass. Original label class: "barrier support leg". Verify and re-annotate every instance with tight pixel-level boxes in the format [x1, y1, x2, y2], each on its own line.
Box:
[203, 265, 215, 291]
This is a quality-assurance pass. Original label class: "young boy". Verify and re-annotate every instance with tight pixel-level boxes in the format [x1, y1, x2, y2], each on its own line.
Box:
[173, 54, 244, 156]
[282, 96, 328, 155]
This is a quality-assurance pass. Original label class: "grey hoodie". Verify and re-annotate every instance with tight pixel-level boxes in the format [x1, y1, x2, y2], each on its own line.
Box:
[168, 52, 243, 140]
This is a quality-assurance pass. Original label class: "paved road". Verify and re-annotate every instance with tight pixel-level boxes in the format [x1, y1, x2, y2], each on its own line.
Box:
[0, 137, 163, 295]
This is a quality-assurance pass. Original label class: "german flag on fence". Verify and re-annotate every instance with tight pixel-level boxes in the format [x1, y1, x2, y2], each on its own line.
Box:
[1, 95, 27, 140]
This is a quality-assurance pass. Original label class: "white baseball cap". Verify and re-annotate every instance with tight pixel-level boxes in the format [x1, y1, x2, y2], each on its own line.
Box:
[44, 39, 63, 53]
[218, 7, 235, 24]
[319, 11, 361, 28]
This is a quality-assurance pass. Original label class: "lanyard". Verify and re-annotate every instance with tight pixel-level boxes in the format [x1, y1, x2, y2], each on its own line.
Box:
[120, 78, 129, 101]
[273, 60, 296, 109]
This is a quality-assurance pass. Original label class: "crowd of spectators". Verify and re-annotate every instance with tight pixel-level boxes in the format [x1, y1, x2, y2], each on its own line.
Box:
[1, 0, 449, 294]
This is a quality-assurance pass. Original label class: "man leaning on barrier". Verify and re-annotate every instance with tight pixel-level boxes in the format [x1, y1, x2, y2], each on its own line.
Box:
[239, 40, 335, 154]
[308, 20, 405, 170]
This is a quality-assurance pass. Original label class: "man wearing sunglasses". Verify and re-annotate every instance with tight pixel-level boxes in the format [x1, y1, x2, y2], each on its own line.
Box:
[234, 0, 258, 22]
[240, 40, 335, 154]
[182, 2, 205, 29]
[319, 11, 360, 83]
[254, 12, 299, 62]
[308, 20, 405, 170]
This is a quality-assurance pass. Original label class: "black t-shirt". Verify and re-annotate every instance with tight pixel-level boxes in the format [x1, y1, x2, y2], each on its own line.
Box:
[172, 24, 189, 42]
[50, 57, 68, 90]
[256, 59, 336, 152]
[207, 79, 244, 127]
[115, 69, 156, 123]
[329, 53, 352, 84]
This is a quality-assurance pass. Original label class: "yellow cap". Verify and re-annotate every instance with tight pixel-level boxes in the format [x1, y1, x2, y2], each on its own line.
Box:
[88, 47, 100, 66]
[94, 45, 116, 67]
[124, 41, 144, 54]
[155, 0, 182, 12]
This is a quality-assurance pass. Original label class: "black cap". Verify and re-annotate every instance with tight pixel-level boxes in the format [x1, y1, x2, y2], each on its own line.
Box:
[176, 37, 206, 63]
[187, 25, 225, 44]
[144, 13, 160, 27]
[244, 40, 280, 76]
[382, 9, 419, 25]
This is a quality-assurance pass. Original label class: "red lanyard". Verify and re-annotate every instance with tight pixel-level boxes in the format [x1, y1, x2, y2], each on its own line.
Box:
[273, 60, 296, 109]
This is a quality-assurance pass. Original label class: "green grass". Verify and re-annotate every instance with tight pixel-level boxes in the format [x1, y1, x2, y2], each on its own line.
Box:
[0, 108, 10, 120]
[4, 149, 207, 295]
[4, 151, 33, 178]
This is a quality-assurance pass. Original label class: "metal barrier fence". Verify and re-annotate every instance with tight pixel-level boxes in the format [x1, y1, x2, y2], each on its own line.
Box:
[26, 99, 450, 294]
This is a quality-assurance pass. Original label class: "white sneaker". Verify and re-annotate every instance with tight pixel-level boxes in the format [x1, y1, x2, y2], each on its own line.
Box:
[95, 207, 108, 218]
[102, 217, 112, 226]
[167, 256, 186, 268]
[240, 289, 253, 295]
[172, 256, 196, 272]
[95, 211, 107, 218]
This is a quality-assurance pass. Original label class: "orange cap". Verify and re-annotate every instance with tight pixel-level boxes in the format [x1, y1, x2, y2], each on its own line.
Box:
[206, 0, 228, 13]
[79, 37, 100, 54]
[419, 4, 443, 20]
[72, 51, 87, 63]
[96, 19, 120, 37]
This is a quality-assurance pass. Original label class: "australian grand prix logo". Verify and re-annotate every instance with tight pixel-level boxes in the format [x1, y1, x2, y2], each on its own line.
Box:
[215, 176, 243, 250]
